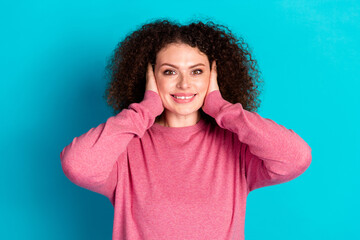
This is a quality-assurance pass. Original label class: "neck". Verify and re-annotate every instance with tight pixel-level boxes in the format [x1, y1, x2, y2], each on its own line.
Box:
[156, 111, 201, 128]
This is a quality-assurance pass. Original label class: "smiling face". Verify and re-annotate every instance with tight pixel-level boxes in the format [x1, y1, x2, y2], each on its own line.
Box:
[154, 43, 210, 125]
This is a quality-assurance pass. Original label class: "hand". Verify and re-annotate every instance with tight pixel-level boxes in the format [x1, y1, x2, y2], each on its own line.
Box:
[201, 61, 221, 115]
[145, 63, 159, 95]
[205, 60, 220, 97]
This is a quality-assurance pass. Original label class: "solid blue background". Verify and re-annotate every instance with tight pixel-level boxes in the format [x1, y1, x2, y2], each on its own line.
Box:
[1, 0, 359, 239]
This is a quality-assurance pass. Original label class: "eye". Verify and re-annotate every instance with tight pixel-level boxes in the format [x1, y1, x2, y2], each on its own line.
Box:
[163, 69, 176, 75]
[192, 69, 203, 75]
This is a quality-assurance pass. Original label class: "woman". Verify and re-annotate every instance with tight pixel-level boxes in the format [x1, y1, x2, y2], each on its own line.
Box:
[60, 19, 312, 240]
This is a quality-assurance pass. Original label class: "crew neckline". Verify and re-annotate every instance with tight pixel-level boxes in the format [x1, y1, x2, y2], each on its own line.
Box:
[151, 118, 208, 135]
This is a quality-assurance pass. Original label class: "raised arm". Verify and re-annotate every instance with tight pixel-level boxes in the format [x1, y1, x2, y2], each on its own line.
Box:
[202, 90, 312, 192]
[60, 90, 163, 199]
[60, 64, 163, 200]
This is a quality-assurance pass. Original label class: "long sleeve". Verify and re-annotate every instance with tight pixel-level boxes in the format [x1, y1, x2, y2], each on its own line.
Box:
[60, 90, 163, 200]
[202, 90, 312, 192]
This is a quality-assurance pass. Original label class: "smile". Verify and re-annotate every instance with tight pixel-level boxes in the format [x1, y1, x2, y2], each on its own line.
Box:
[172, 94, 196, 99]
[171, 94, 197, 103]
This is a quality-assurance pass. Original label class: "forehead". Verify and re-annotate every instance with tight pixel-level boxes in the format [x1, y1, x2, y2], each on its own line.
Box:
[156, 43, 209, 65]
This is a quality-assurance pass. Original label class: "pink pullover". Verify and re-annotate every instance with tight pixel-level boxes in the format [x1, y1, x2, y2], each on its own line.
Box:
[60, 90, 312, 240]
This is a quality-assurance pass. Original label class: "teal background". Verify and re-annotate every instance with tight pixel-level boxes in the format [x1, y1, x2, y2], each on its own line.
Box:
[1, 0, 359, 239]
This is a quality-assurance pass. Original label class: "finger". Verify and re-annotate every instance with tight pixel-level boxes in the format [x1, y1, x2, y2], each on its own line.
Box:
[150, 64, 157, 82]
[210, 61, 217, 81]
[146, 63, 153, 79]
[146, 63, 159, 93]
[212, 60, 217, 71]
[208, 60, 219, 93]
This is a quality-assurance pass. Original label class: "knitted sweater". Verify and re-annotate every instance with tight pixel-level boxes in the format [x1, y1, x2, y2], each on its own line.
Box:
[60, 90, 312, 240]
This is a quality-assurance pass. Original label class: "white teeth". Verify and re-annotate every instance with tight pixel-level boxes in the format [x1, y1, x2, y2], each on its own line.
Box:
[173, 94, 195, 99]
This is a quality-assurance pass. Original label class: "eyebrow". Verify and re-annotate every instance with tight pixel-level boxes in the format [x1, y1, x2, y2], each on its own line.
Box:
[160, 63, 206, 68]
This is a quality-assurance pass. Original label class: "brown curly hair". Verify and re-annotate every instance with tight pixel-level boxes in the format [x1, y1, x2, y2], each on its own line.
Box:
[105, 19, 263, 126]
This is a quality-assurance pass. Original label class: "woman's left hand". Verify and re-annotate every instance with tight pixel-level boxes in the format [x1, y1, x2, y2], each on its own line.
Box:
[205, 60, 220, 97]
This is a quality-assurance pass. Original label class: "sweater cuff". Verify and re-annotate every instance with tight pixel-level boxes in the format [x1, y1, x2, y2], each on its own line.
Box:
[202, 90, 232, 118]
[141, 90, 164, 118]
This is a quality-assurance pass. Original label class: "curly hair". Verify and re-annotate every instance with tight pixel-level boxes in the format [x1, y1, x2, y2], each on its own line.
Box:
[105, 19, 263, 126]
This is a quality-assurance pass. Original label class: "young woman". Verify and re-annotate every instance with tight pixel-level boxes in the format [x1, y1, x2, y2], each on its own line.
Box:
[60, 19, 312, 240]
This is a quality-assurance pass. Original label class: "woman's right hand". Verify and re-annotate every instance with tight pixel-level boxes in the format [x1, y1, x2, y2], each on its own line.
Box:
[145, 63, 159, 95]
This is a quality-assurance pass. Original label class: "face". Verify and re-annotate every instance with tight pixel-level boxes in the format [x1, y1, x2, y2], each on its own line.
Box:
[154, 43, 210, 120]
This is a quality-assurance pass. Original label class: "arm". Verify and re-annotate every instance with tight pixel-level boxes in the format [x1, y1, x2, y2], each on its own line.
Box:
[202, 90, 312, 192]
[60, 90, 163, 200]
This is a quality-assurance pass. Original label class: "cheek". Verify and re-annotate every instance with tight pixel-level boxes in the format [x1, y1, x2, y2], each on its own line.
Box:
[199, 75, 210, 91]
[154, 75, 167, 91]
[156, 79, 173, 101]
[156, 76, 177, 91]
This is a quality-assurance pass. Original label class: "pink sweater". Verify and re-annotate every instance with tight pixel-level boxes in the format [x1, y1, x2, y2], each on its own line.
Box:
[60, 90, 312, 240]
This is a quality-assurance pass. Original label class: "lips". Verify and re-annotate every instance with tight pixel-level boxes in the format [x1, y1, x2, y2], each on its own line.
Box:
[171, 93, 197, 97]
[170, 93, 197, 103]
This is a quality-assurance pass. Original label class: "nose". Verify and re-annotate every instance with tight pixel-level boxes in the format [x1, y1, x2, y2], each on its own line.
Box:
[176, 73, 190, 89]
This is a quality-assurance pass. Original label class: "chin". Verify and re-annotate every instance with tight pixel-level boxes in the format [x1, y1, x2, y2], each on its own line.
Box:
[165, 107, 200, 117]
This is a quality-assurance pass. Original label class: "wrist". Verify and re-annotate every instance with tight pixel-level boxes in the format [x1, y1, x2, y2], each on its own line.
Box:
[202, 90, 231, 118]
[142, 90, 164, 117]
